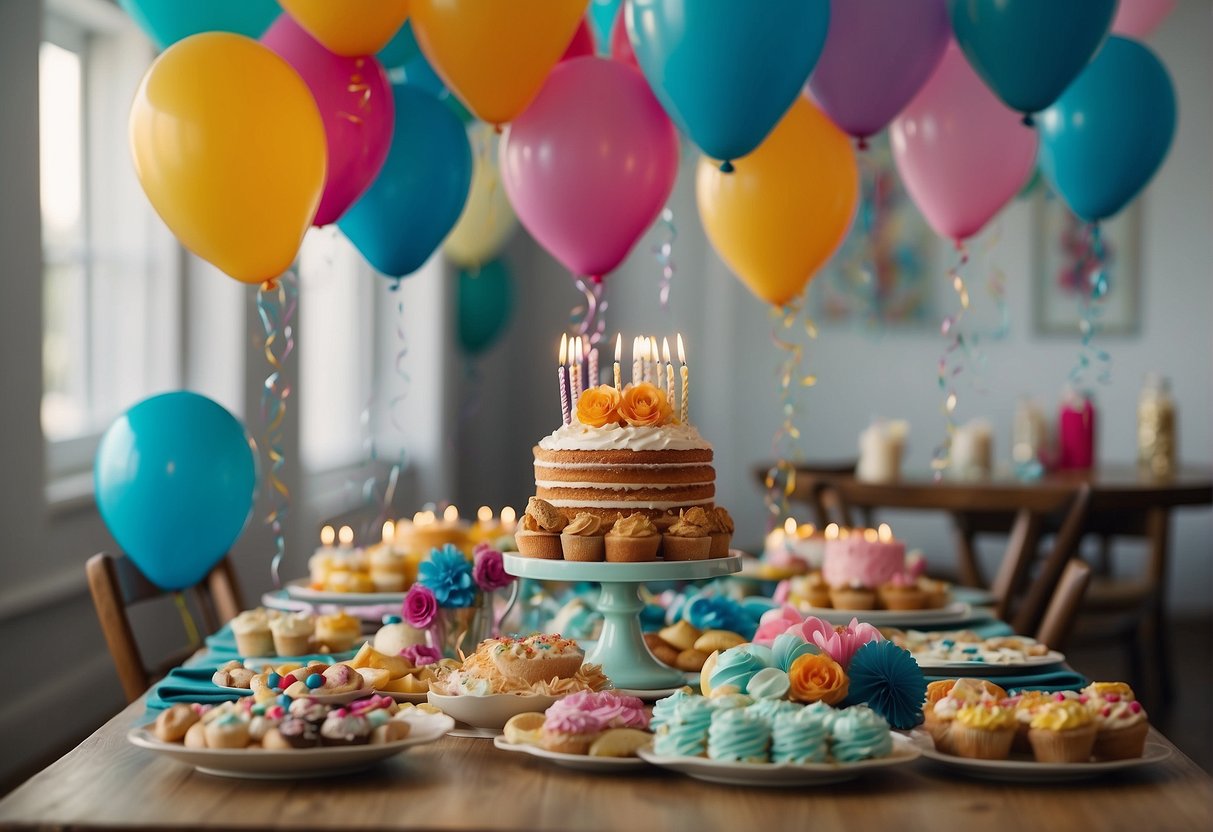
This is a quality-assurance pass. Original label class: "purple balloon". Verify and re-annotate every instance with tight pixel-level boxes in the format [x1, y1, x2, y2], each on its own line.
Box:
[263, 14, 394, 226]
[808, 0, 950, 143]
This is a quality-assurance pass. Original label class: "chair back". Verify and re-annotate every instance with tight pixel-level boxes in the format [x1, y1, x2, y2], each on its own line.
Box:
[1035, 559, 1093, 648]
[86, 552, 242, 703]
[1011, 483, 1092, 636]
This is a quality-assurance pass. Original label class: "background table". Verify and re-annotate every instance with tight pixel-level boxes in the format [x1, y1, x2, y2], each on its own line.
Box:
[0, 696, 1209, 832]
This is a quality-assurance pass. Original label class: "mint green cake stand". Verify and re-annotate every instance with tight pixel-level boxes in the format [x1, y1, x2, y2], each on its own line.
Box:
[502, 553, 742, 690]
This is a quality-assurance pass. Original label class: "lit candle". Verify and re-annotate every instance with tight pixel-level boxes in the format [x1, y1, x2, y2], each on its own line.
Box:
[558, 334, 571, 426]
[662, 337, 674, 406]
[613, 333, 622, 391]
[500, 506, 517, 533]
[863, 528, 879, 543]
[477, 506, 493, 524]
[337, 525, 355, 554]
[878, 523, 893, 543]
[588, 343, 599, 389]
[570, 337, 583, 406]
[320, 524, 336, 548]
[580, 335, 590, 390]
[443, 504, 459, 523]
[677, 333, 689, 424]
[381, 520, 395, 543]
[643, 337, 654, 385]
[631, 336, 642, 387]
[784, 517, 797, 535]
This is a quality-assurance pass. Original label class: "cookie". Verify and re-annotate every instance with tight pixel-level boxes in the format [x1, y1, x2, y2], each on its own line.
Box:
[588, 728, 653, 758]
[693, 630, 746, 654]
[153, 704, 200, 742]
[503, 712, 546, 746]
[674, 648, 709, 672]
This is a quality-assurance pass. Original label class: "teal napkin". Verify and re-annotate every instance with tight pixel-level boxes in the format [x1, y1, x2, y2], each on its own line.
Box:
[922, 667, 1089, 693]
[146, 665, 251, 711]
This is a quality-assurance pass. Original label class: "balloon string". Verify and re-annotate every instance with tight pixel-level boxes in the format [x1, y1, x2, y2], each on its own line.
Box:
[961, 221, 1010, 396]
[1070, 222, 1112, 386]
[378, 282, 412, 529]
[256, 271, 298, 588]
[570, 276, 607, 346]
[173, 592, 200, 648]
[931, 244, 970, 478]
[763, 297, 817, 529]
[652, 207, 677, 311]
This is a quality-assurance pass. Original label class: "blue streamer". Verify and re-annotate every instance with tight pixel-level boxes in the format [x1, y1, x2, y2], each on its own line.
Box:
[256, 271, 298, 588]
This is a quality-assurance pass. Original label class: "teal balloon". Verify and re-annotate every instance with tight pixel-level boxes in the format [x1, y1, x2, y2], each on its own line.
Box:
[339, 84, 472, 279]
[589, 0, 624, 53]
[458, 260, 513, 355]
[627, 0, 830, 169]
[118, 0, 279, 50]
[403, 54, 474, 124]
[1038, 37, 1177, 223]
[95, 392, 256, 591]
[377, 21, 423, 69]
[948, 0, 1117, 119]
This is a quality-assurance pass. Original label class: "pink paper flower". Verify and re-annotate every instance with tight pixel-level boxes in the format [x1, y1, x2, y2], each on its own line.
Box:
[402, 584, 438, 629]
[401, 644, 443, 667]
[773, 579, 791, 604]
[791, 616, 884, 669]
[472, 543, 513, 592]
[752, 604, 805, 646]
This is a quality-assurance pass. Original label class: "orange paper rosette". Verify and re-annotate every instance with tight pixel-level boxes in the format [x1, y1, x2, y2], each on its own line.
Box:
[788, 653, 849, 706]
[619, 383, 673, 427]
[577, 385, 623, 428]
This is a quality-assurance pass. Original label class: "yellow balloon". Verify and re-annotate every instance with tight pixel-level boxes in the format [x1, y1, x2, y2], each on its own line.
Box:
[130, 33, 326, 285]
[411, 0, 587, 126]
[443, 125, 518, 267]
[278, 0, 411, 57]
[696, 97, 859, 307]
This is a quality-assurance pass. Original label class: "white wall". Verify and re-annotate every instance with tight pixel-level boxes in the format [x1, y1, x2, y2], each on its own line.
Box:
[455, 0, 1213, 611]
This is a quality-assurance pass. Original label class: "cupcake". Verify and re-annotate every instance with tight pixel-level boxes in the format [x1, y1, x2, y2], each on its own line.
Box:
[708, 507, 735, 558]
[771, 706, 830, 764]
[515, 497, 566, 559]
[951, 702, 1017, 760]
[1028, 700, 1098, 763]
[924, 679, 1006, 754]
[368, 544, 409, 592]
[917, 576, 951, 609]
[604, 513, 661, 562]
[1084, 684, 1148, 760]
[269, 611, 315, 657]
[231, 609, 274, 657]
[707, 708, 771, 763]
[829, 583, 877, 611]
[662, 507, 712, 561]
[315, 612, 362, 653]
[1007, 690, 1054, 753]
[830, 705, 894, 762]
[878, 573, 927, 611]
[560, 512, 605, 562]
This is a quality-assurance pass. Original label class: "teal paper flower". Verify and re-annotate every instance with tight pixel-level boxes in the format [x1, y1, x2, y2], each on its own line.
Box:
[418, 544, 476, 608]
[845, 640, 926, 730]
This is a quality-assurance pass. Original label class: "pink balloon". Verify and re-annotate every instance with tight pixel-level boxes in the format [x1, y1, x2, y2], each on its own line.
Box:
[1112, 0, 1176, 38]
[562, 18, 597, 62]
[500, 57, 679, 280]
[890, 43, 1037, 243]
[262, 15, 393, 226]
[609, 8, 639, 70]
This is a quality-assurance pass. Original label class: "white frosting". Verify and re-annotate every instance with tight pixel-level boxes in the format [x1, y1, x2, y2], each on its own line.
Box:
[535, 479, 714, 491]
[544, 497, 709, 510]
[537, 423, 712, 453]
[535, 460, 709, 470]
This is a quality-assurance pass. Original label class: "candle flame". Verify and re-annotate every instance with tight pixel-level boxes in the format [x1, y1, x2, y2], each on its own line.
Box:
[614, 332, 622, 362]
[320, 524, 335, 546]
[783, 517, 797, 534]
[878, 523, 893, 542]
[650, 336, 659, 364]
[677, 333, 686, 364]
[825, 523, 839, 540]
[500, 506, 516, 525]
[863, 528, 879, 543]
[382, 520, 395, 542]
[662, 337, 672, 364]
[575, 336, 583, 363]
[338, 525, 354, 546]
[559, 333, 567, 366]
[803, 523, 816, 537]
[443, 504, 459, 523]
[477, 505, 492, 523]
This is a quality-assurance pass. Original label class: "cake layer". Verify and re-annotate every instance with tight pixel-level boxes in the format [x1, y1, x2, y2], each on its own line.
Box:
[533, 446, 713, 466]
[538, 423, 713, 453]
[534, 462, 715, 485]
[535, 483, 715, 504]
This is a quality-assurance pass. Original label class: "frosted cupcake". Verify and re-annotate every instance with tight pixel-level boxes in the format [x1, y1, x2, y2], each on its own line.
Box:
[315, 612, 361, 653]
[708, 507, 735, 558]
[269, 611, 314, 657]
[707, 708, 771, 763]
[829, 705, 893, 763]
[828, 583, 877, 611]
[560, 512, 605, 562]
[662, 507, 712, 561]
[231, 609, 274, 657]
[604, 513, 660, 562]
[515, 497, 566, 560]
[771, 706, 830, 764]
[878, 573, 927, 611]
[951, 702, 1017, 760]
[1028, 700, 1097, 763]
[1084, 684, 1148, 760]
[368, 544, 409, 592]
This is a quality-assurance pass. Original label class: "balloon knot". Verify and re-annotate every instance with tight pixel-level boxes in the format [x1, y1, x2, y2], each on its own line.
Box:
[719, 160, 735, 174]
[857, 137, 869, 152]
[1022, 113, 1035, 128]
[590, 274, 604, 286]
[261, 278, 278, 292]
[493, 123, 504, 136]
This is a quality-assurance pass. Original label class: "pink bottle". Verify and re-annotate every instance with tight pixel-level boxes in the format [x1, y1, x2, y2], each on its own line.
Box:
[1057, 388, 1096, 471]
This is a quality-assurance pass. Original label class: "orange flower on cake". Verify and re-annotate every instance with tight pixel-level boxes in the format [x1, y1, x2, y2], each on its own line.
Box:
[619, 383, 673, 427]
[788, 653, 849, 706]
[576, 385, 623, 428]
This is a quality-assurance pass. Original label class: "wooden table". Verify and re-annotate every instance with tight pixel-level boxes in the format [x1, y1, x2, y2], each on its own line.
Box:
[0, 696, 1209, 832]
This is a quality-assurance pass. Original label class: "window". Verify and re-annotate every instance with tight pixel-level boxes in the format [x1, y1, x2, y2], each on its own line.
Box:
[40, 0, 181, 477]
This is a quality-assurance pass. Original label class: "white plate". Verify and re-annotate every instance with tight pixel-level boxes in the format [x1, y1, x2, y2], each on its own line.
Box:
[913, 650, 1067, 673]
[914, 735, 1172, 782]
[239, 654, 345, 670]
[804, 603, 975, 627]
[493, 736, 648, 771]
[638, 734, 919, 787]
[426, 691, 562, 733]
[282, 578, 407, 605]
[127, 712, 454, 779]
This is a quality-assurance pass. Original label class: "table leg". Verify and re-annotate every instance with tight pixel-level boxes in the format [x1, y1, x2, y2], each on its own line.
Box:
[950, 513, 986, 588]
[586, 581, 686, 690]
[1142, 506, 1173, 708]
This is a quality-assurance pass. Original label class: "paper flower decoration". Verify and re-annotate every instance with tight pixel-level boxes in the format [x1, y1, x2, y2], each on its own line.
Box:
[418, 544, 477, 607]
[402, 584, 438, 629]
[771, 632, 819, 672]
[684, 593, 759, 640]
[401, 644, 443, 667]
[753, 604, 805, 646]
[845, 640, 927, 731]
[472, 543, 513, 592]
[793, 616, 883, 669]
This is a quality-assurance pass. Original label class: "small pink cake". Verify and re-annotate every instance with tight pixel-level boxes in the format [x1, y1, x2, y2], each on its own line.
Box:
[822, 527, 906, 589]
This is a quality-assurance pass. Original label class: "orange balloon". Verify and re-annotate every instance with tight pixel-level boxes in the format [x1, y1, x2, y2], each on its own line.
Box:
[696, 97, 859, 307]
[411, 0, 587, 125]
[129, 33, 326, 284]
[278, 0, 410, 56]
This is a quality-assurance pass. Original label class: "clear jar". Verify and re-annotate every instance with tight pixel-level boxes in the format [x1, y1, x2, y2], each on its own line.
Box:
[1138, 373, 1176, 477]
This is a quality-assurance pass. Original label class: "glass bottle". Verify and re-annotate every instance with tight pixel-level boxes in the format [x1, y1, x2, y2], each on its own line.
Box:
[1138, 373, 1176, 478]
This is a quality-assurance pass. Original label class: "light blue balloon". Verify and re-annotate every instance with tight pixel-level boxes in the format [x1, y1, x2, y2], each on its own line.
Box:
[1039, 37, 1177, 223]
[627, 0, 830, 170]
[118, 0, 280, 50]
[948, 0, 1117, 119]
[95, 392, 256, 591]
[377, 21, 423, 70]
[401, 52, 475, 124]
[588, 0, 624, 54]
[339, 85, 472, 279]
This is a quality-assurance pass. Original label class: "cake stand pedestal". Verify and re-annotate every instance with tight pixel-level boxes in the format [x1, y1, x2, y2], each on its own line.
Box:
[503, 553, 742, 690]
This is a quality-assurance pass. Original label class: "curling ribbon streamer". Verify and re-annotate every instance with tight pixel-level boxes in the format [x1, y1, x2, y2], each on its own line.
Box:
[763, 297, 818, 527]
[570, 276, 608, 347]
[257, 271, 298, 587]
[842, 149, 880, 324]
[931, 244, 970, 477]
[173, 592, 201, 648]
[1071, 222, 1112, 386]
[652, 206, 677, 311]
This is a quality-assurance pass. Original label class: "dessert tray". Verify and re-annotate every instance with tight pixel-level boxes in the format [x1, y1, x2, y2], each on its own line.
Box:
[427, 691, 563, 736]
[492, 736, 648, 772]
[912, 650, 1067, 674]
[637, 733, 920, 787]
[804, 602, 974, 627]
[126, 712, 454, 779]
[281, 578, 408, 606]
[911, 733, 1172, 783]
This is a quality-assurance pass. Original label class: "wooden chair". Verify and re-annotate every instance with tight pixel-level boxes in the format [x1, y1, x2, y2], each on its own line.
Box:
[1035, 559, 1093, 649]
[86, 552, 243, 703]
